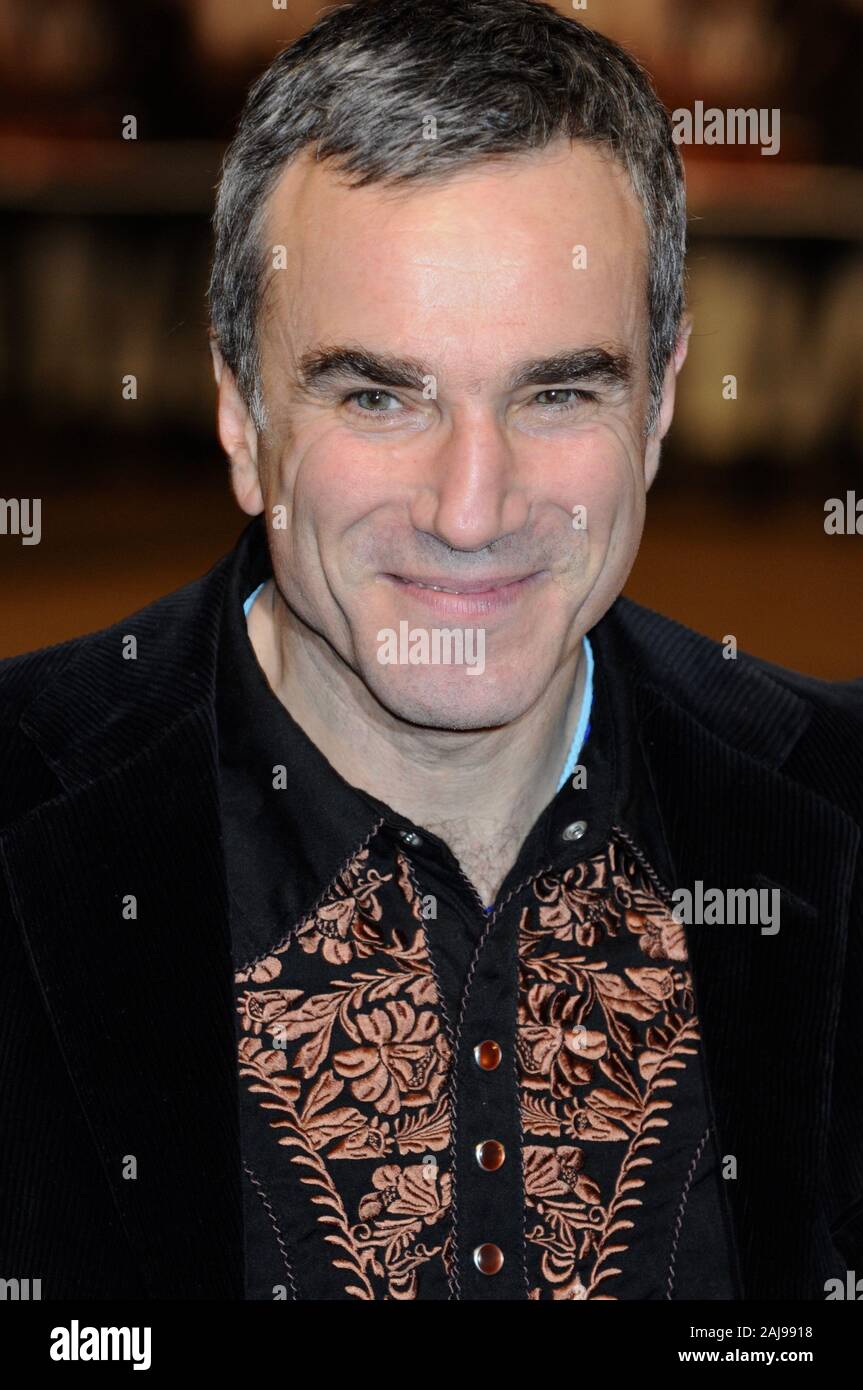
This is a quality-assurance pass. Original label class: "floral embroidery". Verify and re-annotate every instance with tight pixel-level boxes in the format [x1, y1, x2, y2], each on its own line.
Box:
[236, 836, 699, 1299]
[295, 854, 393, 964]
[518, 837, 699, 1299]
[236, 849, 453, 1299]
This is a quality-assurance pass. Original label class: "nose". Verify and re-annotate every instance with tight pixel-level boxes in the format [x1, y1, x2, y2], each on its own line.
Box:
[408, 407, 529, 551]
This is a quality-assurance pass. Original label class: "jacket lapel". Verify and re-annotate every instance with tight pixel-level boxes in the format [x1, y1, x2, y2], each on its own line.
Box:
[0, 552, 244, 1297]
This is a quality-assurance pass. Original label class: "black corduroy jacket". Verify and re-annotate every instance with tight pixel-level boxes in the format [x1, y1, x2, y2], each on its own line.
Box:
[1, 526, 862, 1300]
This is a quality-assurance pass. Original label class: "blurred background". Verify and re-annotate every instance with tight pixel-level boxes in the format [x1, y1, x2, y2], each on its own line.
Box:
[0, 0, 860, 673]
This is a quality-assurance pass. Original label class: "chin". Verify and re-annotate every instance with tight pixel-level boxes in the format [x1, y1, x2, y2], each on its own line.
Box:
[360, 659, 540, 732]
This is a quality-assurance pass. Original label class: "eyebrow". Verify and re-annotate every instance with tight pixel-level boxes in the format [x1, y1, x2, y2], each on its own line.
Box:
[295, 344, 632, 396]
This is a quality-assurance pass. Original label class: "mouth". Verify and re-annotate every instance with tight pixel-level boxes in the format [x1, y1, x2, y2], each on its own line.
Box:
[382, 570, 545, 616]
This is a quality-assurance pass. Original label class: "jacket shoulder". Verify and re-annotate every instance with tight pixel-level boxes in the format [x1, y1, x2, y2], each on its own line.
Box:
[0, 547, 234, 707]
[0, 551, 232, 824]
[611, 594, 863, 721]
[0, 634, 88, 720]
[740, 647, 863, 722]
[605, 595, 863, 826]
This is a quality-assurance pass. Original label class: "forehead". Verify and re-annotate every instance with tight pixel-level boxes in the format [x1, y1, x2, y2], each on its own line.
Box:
[259, 138, 648, 372]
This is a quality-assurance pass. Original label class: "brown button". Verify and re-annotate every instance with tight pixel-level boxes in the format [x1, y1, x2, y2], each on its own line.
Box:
[476, 1140, 505, 1171]
[473, 1243, 504, 1275]
[474, 1040, 501, 1070]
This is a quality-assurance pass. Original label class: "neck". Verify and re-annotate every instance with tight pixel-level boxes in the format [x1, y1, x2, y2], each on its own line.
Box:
[247, 579, 586, 897]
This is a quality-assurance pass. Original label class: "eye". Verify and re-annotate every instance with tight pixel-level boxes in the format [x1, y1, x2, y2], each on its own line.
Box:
[343, 388, 404, 414]
[532, 388, 595, 410]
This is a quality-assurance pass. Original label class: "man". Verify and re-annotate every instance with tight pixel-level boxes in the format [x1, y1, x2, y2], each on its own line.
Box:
[1, 0, 861, 1302]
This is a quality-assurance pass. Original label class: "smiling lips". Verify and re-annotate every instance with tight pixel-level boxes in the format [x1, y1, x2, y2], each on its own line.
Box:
[385, 570, 542, 615]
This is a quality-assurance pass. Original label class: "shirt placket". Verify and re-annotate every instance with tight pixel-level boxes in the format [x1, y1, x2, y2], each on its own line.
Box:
[447, 886, 531, 1298]
[392, 804, 608, 1299]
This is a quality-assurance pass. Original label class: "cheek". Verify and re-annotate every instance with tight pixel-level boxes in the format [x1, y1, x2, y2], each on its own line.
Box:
[538, 421, 643, 543]
[265, 433, 389, 568]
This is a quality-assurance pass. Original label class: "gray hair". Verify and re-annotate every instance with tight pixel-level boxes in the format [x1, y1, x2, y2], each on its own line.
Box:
[208, 0, 687, 436]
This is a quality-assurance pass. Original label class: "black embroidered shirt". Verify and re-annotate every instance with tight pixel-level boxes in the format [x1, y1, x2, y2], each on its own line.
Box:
[215, 515, 741, 1300]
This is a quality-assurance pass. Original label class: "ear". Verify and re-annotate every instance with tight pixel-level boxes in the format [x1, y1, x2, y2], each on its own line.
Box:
[644, 313, 692, 491]
[209, 332, 264, 516]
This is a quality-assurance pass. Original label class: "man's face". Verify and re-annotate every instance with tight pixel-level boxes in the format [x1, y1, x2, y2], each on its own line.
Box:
[221, 139, 681, 730]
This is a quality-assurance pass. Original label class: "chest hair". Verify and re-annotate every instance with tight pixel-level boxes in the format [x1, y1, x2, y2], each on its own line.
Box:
[418, 814, 530, 908]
